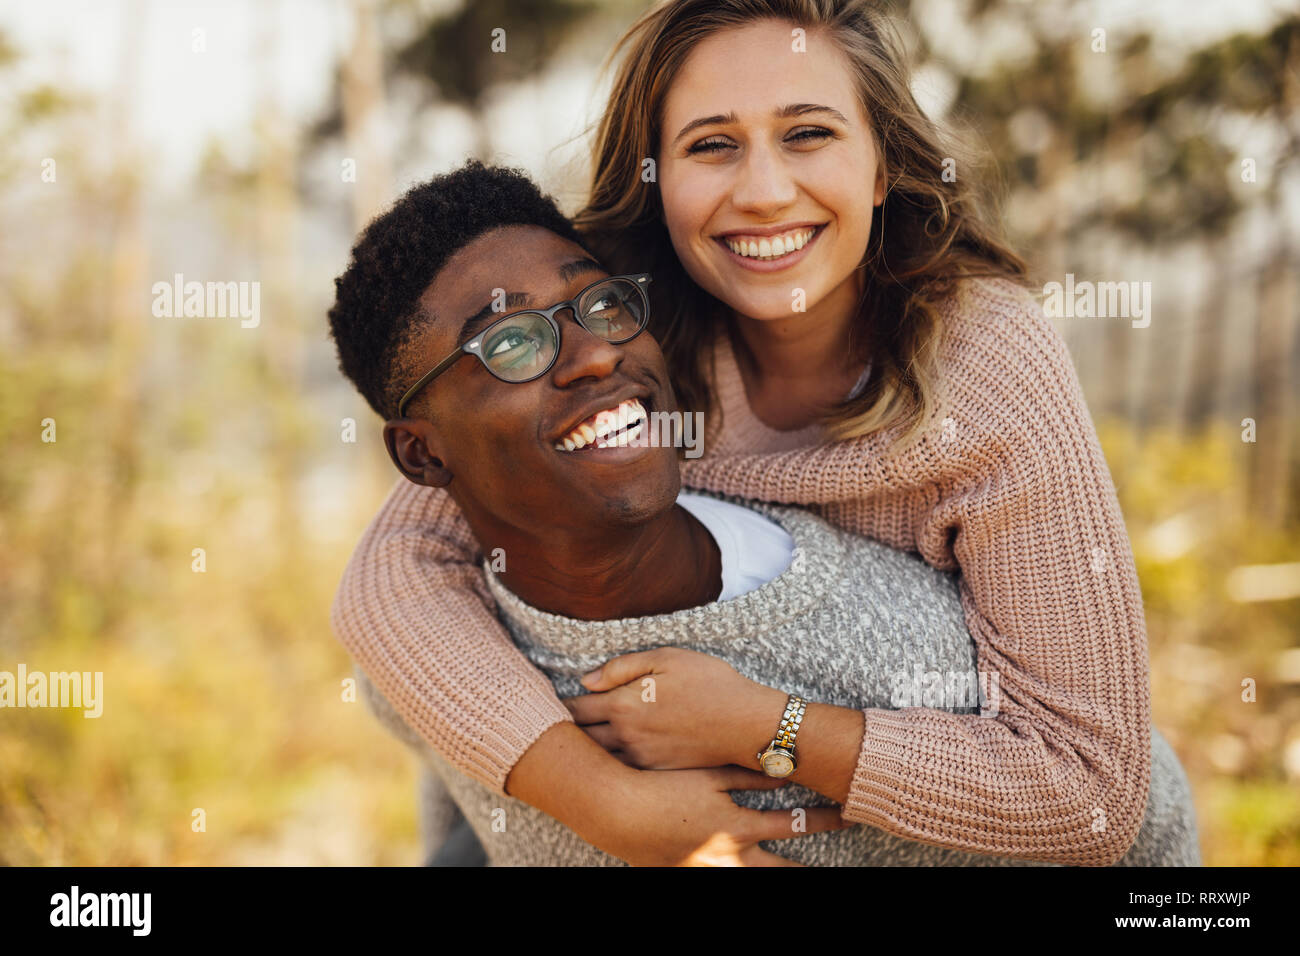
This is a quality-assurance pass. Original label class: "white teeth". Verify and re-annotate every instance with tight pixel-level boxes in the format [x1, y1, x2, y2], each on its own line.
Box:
[599, 418, 645, 448]
[594, 407, 619, 438]
[557, 398, 648, 452]
[726, 227, 816, 260]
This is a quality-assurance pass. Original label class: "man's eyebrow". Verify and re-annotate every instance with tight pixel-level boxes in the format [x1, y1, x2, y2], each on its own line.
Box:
[670, 103, 851, 147]
[455, 257, 606, 341]
[558, 257, 604, 284]
[456, 294, 528, 342]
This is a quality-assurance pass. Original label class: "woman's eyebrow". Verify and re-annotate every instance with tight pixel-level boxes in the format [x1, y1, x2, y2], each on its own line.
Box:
[779, 103, 850, 125]
[670, 103, 851, 147]
[672, 112, 738, 147]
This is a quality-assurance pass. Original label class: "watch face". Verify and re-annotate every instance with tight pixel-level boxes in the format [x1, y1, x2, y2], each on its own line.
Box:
[762, 752, 794, 777]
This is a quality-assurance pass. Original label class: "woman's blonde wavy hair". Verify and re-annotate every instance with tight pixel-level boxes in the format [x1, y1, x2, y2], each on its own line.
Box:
[571, 0, 1030, 444]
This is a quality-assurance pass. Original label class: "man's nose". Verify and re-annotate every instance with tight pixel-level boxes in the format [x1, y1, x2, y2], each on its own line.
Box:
[549, 308, 622, 386]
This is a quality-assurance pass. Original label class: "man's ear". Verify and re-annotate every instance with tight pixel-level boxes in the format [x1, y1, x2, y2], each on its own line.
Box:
[383, 419, 453, 488]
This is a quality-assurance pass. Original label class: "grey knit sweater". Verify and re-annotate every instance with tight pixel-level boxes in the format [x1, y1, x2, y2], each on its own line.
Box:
[359, 494, 1199, 866]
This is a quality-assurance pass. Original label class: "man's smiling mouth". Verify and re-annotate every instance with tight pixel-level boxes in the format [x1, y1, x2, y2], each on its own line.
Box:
[554, 397, 650, 451]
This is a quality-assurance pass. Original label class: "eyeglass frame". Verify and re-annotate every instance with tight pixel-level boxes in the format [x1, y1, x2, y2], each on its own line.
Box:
[395, 273, 653, 418]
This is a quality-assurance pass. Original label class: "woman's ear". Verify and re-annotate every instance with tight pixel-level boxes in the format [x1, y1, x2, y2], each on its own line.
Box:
[383, 419, 453, 488]
[873, 161, 887, 207]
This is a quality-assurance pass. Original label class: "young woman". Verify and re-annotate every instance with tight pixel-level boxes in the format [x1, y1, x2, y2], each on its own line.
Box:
[333, 0, 1153, 864]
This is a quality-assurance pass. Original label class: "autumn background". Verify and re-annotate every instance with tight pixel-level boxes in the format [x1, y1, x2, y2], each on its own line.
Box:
[1, 0, 1297, 865]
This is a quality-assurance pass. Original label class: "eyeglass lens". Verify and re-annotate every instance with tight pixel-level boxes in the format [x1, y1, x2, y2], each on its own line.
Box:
[480, 277, 646, 382]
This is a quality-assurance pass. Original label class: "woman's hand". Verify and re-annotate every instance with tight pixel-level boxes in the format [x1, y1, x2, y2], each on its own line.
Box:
[564, 646, 787, 770]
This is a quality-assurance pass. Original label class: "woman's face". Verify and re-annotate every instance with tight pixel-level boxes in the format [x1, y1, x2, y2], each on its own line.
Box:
[657, 19, 885, 323]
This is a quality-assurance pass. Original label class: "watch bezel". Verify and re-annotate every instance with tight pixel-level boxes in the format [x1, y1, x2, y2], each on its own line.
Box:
[757, 745, 797, 778]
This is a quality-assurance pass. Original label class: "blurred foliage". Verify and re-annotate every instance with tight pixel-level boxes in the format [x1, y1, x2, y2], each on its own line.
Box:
[1100, 422, 1300, 866]
[0, 352, 419, 864]
[954, 13, 1299, 244]
[0, 22, 417, 865]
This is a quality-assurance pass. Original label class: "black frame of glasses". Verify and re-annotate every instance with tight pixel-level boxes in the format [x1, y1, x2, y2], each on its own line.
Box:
[396, 273, 652, 418]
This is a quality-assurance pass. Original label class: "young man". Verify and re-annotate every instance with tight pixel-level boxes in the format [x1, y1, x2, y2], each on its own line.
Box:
[327, 161, 1199, 866]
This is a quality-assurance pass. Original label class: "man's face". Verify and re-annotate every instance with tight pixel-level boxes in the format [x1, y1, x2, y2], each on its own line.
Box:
[392, 225, 680, 539]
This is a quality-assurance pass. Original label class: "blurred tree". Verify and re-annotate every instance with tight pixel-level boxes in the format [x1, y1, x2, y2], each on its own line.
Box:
[341, 0, 392, 230]
[948, 6, 1298, 520]
[100, 0, 149, 623]
[255, 1, 307, 558]
[311, 0, 602, 162]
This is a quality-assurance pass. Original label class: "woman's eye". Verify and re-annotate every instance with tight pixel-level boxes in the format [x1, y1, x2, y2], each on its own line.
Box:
[687, 137, 733, 155]
[687, 128, 832, 155]
[788, 127, 833, 145]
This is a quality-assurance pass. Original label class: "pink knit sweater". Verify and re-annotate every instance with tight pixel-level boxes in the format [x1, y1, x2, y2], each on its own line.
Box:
[331, 276, 1152, 864]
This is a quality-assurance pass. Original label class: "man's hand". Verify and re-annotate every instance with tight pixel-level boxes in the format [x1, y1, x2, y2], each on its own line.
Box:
[564, 646, 786, 770]
[594, 765, 848, 866]
[505, 722, 847, 866]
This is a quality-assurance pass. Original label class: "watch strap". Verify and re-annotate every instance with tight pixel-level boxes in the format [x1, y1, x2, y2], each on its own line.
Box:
[772, 694, 806, 752]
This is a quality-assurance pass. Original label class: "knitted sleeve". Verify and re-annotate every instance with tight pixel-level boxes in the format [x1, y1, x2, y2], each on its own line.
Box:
[330, 479, 572, 795]
[680, 279, 1152, 865]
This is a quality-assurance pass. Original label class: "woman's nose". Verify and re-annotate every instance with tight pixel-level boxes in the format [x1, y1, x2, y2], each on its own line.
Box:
[730, 143, 798, 213]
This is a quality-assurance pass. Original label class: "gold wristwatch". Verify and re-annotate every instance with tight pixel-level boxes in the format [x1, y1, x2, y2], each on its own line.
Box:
[756, 694, 806, 778]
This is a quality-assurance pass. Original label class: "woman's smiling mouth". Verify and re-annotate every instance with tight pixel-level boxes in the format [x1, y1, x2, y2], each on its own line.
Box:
[713, 223, 827, 272]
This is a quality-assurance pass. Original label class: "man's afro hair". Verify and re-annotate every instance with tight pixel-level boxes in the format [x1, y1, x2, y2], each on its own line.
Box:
[328, 159, 590, 418]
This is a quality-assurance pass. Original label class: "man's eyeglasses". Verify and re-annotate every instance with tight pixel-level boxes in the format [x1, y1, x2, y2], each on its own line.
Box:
[396, 273, 653, 418]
